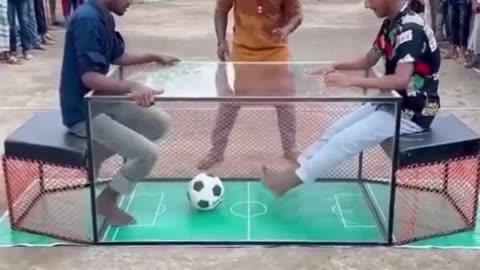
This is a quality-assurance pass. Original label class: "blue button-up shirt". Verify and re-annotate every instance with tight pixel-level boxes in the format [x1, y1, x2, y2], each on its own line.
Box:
[59, 0, 125, 127]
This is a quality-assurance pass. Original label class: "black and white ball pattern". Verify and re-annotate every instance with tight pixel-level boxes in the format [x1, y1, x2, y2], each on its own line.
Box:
[187, 173, 224, 211]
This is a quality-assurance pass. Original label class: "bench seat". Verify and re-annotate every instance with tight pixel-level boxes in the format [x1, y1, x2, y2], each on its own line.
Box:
[381, 113, 480, 167]
[3, 111, 87, 167]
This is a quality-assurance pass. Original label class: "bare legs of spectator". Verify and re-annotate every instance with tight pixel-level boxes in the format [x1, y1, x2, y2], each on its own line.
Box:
[197, 103, 298, 170]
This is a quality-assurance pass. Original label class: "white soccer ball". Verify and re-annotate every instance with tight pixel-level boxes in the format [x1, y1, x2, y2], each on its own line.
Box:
[187, 173, 225, 211]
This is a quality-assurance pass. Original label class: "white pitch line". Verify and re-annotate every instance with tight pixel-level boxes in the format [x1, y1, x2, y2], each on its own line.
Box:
[0, 211, 8, 224]
[334, 195, 348, 228]
[247, 182, 251, 241]
[365, 183, 397, 243]
[129, 192, 164, 197]
[151, 192, 165, 226]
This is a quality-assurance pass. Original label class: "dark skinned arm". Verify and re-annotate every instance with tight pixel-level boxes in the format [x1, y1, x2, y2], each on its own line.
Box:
[350, 25, 427, 91]
[113, 53, 156, 66]
[349, 63, 414, 91]
[72, 19, 138, 93]
[214, 0, 233, 43]
[81, 72, 136, 93]
[282, 0, 303, 34]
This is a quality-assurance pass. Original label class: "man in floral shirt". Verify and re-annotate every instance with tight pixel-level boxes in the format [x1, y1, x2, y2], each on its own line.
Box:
[262, 0, 441, 196]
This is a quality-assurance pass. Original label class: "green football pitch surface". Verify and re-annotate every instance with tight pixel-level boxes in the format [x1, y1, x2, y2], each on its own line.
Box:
[100, 181, 390, 243]
[2, 180, 480, 248]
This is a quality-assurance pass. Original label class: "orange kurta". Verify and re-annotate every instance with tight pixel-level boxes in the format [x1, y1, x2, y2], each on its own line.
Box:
[216, 0, 302, 97]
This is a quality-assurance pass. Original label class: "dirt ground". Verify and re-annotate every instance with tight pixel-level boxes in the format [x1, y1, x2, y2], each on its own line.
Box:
[1, 0, 480, 268]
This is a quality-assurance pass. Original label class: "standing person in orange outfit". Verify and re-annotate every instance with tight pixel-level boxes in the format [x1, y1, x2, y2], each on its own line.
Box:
[197, 0, 303, 170]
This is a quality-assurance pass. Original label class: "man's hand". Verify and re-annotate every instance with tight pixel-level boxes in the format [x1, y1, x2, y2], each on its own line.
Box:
[152, 54, 180, 66]
[129, 83, 163, 107]
[217, 40, 230, 61]
[305, 64, 336, 76]
[323, 72, 354, 88]
[272, 27, 289, 41]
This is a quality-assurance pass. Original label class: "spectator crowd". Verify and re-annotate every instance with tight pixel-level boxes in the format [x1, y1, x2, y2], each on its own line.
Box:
[0, 0, 83, 65]
[411, 0, 480, 69]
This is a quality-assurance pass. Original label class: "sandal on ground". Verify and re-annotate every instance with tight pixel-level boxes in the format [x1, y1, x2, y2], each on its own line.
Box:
[44, 33, 55, 41]
[41, 36, 54, 45]
[22, 51, 33, 60]
[6, 55, 22, 64]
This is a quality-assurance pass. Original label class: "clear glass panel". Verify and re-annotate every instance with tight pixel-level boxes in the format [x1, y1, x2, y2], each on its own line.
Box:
[87, 61, 400, 244]
[107, 61, 399, 99]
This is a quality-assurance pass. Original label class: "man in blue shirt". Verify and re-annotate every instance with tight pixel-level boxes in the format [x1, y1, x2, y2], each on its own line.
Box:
[59, 0, 179, 226]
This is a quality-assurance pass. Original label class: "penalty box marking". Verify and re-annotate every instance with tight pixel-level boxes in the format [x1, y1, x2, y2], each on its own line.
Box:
[119, 191, 167, 228]
[106, 189, 167, 241]
[332, 193, 377, 229]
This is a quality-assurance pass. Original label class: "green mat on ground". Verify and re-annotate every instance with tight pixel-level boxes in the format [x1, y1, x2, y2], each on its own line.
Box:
[1, 181, 479, 249]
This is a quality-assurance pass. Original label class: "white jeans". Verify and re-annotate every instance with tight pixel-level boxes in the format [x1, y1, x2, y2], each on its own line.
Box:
[296, 103, 425, 183]
[468, 14, 480, 55]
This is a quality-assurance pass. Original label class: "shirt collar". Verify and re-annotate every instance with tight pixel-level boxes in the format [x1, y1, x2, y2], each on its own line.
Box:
[87, 0, 110, 23]
[385, 2, 409, 28]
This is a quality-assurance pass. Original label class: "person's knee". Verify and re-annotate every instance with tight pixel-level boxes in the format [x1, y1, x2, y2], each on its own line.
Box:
[152, 110, 172, 139]
[137, 141, 159, 168]
[327, 132, 362, 155]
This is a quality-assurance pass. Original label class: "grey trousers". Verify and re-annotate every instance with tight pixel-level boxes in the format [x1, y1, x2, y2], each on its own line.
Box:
[69, 102, 171, 195]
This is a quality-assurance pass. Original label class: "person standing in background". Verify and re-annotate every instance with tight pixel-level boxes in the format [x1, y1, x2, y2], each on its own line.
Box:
[196, 0, 303, 170]
[429, 0, 449, 40]
[62, 0, 84, 20]
[26, 0, 44, 51]
[444, 0, 470, 63]
[412, 0, 450, 42]
[0, 0, 16, 63]
[8, 0, 33, 60]
[466, 0, 480, 67]
[48, 0, 61, 26]
[34, 0, 54, 45]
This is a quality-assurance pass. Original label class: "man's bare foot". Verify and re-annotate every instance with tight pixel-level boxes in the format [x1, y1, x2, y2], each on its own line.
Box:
[96, 187, 135, 227]
[261, 165, 302, 197]
[197, 151, 224, 170]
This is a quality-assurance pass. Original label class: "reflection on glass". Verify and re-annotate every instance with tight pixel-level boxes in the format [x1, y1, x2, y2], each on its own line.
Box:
[86, 61, 400, 245]
[118, 62, 397, 99]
